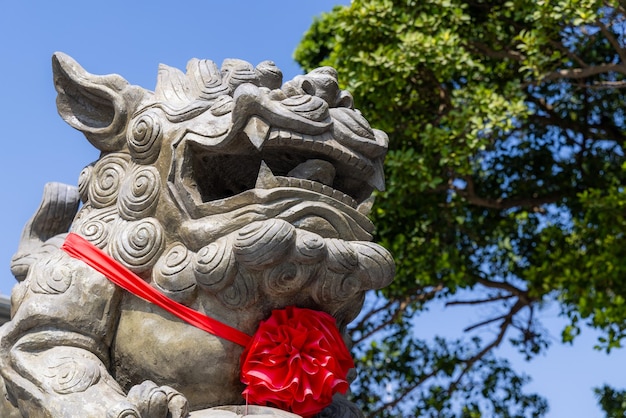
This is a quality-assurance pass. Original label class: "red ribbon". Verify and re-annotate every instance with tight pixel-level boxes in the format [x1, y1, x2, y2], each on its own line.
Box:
[61, 233, 252, 347]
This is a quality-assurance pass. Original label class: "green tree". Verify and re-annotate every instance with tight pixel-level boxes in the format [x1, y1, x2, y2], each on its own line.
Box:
[596, 385, 626, 417]
[295, 1, 626, 416]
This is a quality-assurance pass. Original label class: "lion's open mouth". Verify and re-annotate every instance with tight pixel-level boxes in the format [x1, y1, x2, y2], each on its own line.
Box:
[184, 128, 379, 210]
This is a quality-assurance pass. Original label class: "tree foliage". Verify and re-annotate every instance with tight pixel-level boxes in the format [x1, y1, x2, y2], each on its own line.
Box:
[596, 385, 626, 417]
[295, 1, 626, 416]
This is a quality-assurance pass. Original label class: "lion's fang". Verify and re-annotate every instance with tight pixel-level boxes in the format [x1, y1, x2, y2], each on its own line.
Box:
[255, 161, 281, 189]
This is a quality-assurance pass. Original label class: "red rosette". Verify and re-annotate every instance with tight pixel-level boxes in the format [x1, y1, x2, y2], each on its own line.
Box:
[240, 306, 354, 417]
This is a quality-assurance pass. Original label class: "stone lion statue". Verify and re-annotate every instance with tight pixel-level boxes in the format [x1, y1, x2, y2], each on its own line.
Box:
[0, 53, 394, 417]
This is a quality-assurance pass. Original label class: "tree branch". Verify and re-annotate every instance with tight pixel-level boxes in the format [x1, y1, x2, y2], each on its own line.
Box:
[542, 63, 626, 82]
[453, 175, 562, 212]
[597, 18, 626, 64]
[586, 80, 626, 89]
[463, 313, 509, 332]
[546, 38, 588, 68]
[368, 368, 440, 416]
[368, 296, 528, 416]
[351, 284, 445, 345]
[476, 277, 530, 301]
[363, 282, 536, 415]
[446, 293, 515, 307]
[527, 94, 626, 145]
[448, 299, 527, 393]
[614, 1, 626, 15]
[351, 297, 397, 333]
[468, 40, 525, 61]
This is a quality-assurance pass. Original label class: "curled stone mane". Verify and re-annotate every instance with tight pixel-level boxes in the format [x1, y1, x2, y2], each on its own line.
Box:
[73, 152, 393, 327]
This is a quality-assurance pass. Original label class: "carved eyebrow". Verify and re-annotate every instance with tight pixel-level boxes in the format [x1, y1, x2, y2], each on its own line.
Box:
[133, 101, 215, 123]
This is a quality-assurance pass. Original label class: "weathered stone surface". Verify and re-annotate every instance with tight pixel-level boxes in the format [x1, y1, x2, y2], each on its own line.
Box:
[189, 405, 300, 417]
[0, 53, 394, 417]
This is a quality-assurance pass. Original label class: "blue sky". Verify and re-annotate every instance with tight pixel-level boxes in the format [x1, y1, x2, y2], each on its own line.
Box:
[1, 2, 625, 417]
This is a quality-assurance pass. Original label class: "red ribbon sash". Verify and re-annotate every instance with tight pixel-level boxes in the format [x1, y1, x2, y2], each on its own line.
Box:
[61, 233, 252, 348]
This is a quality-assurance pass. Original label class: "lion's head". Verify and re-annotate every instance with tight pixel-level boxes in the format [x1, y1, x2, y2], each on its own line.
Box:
[52, 52, 394, 334]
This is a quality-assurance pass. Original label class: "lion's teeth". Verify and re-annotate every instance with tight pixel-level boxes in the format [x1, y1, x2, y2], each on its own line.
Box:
[366, 158, 386, 192]
[254, 160, 357, 208]
[244, 116, 270, 150]
[255, 161, 280, 189]
[357, 195, 375, 215]
[287, 159, 335, 186]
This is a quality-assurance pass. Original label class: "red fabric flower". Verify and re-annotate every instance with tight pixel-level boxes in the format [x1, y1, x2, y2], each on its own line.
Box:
[240, 306, 354, 417]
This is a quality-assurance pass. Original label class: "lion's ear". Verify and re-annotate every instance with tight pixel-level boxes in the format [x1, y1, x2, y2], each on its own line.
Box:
[52, 52, 145, 152]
